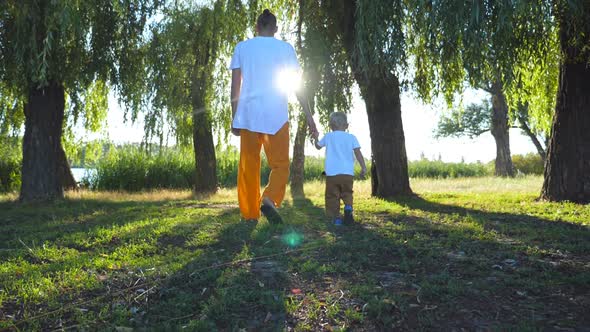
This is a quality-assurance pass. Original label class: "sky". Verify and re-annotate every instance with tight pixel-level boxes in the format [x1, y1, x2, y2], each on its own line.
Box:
[98, 85, 538, 163]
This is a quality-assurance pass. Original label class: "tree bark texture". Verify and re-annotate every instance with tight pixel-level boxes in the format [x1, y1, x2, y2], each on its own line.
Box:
[290, 114, 308, 198]
[20, 82, 66, 201]
[192, 49, 217, 194]
[58, 145, 77, 191]
[490, 82, 515, 177]
[541, 4, 590, 202]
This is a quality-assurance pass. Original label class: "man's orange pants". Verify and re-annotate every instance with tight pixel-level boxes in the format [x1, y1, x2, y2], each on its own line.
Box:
[238, 123, 289, 219]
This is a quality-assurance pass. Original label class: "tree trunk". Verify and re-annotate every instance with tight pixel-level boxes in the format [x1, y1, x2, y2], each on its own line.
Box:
[290, 114, 307, 198]
[541, 7, 590, 203]
[20, 82, 65, 201]
[336, 0, 411, 197]
[191, 45, 217, 194]
[57, 145, 78, 191]
[517, 113, 546, 161]
[490, 82, 515, 177]
[361, 74, 412, 197]
[192, 109, 217, 193]
[290, 0, 307, 199]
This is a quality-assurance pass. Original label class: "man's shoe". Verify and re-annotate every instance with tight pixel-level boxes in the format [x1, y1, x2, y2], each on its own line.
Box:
[261, 202, 283, 225]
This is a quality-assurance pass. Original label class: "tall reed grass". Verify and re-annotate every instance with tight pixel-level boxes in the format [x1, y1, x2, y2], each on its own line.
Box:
[2, 137, 544, 192]
[408, 159, 489, 178]
[0, 140, 21, 193]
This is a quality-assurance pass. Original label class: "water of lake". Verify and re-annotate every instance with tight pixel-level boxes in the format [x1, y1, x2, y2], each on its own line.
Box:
[71, 168, 95, 182]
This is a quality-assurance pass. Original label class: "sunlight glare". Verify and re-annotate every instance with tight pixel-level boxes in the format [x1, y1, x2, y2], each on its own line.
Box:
[276, 68, 301, 95]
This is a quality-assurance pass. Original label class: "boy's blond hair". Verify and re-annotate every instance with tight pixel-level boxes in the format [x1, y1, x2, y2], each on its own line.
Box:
[329, 112, 348, 130]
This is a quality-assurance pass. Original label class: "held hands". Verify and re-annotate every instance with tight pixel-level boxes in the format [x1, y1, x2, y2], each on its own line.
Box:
[306, 115, 319, 141]
[359, 167, 367, 179]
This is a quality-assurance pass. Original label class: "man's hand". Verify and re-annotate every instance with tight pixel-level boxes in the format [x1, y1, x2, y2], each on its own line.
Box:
[359, 167, 367, 179]
[296, 89, 318, 140]
[307, 117, 319, 140]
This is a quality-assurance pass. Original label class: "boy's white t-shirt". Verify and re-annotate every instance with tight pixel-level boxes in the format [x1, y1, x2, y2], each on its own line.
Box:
[229, 36, 300, 135]
[317, 131, 361, 176]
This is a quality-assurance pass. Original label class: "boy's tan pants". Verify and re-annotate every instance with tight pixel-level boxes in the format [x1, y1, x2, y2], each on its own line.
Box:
[325, 175, 353, 218]
[238, 123, 290, 220]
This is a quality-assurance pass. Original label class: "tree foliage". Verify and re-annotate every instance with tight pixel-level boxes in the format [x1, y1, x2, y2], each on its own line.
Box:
[298, 0, 354, 127]
[435, 100, 492, 139]
[0, 0, 159, 134]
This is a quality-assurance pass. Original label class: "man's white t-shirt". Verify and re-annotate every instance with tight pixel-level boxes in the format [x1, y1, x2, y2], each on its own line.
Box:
[229, 36, 300, 135]
[317, 131, 361, 176]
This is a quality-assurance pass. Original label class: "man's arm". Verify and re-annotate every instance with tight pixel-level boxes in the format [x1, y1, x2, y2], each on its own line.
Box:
[354, 148, 367, 178]
[295, 90, 318, 140]
[230, 69, 242, 136]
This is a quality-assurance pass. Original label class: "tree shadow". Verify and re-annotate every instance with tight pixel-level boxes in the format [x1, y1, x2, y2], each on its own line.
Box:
[3, 190, 589, 330]
[138, 194, 331, 330]
[141, 208, 294, 330]
[148, 192, 589, 330]
[385, 194, 590, 255]
[0, 198, 186, 253]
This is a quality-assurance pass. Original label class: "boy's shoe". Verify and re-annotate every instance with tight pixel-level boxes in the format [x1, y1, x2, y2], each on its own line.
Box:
[343, 205, 354, 225]
[261, 202, 283, 225]
[333, 217, 343, 226]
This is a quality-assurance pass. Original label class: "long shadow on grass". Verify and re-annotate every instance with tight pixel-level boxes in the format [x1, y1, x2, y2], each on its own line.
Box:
[214, 193, 590, 330]
[140, 208, 295, 330]
[386, 194, 590, 256]
[0, 198, 240, 330]
[5, 193, 589, 330]
[0, 198, 202, 255]
[139, 196, 331, 330]
[0, 196, 174, 247]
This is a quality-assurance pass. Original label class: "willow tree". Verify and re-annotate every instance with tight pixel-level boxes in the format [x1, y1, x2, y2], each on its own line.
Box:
[290, 0, 353, 197]
[405, 0, 587, 201]
[296, 0, 412, 198]
[0, 1, 158, 201]
[146, 0, 247, 193]
[435, 100, 551, 162]
[407, 1, 557, 178]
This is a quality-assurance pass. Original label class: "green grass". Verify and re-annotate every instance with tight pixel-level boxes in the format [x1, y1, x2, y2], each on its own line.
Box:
[1, 176, 589, 330]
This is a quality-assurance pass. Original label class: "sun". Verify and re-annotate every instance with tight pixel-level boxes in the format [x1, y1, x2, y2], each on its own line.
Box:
[276, 68, 302, 95]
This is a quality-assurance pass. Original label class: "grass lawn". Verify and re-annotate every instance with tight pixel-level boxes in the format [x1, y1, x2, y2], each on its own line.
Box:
[1, 176, 589, 330]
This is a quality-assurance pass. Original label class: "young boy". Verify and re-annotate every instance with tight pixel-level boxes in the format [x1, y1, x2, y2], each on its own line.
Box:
[315, 112, 367, 225]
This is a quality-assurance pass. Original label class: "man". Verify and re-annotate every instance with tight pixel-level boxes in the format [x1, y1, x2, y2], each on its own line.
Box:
[230, 9, 318, 224]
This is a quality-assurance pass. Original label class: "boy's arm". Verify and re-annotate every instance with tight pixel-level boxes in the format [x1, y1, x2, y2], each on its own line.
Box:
[230, 69, 242, 136]
[314, 139, 322, 150]
[354, 148, 367, 178]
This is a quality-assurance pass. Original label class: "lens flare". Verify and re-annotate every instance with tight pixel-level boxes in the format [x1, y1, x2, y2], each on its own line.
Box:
[281, 229, 304, 248]
[276, 68, 301, 95]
